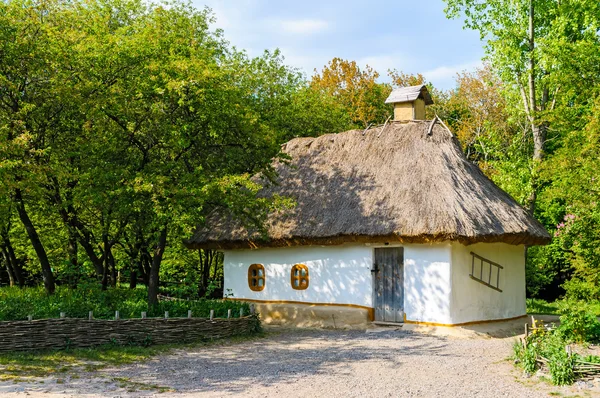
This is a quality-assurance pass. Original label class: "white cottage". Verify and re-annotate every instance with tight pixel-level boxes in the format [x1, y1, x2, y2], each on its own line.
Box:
[186, 85, 550, 328]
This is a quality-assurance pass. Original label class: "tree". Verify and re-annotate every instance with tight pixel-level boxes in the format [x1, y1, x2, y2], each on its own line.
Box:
[0, 0, 318, 303]
[311, 58, 391, 128]
[443, 0, 599, 211]
[388, 70, 425, 88]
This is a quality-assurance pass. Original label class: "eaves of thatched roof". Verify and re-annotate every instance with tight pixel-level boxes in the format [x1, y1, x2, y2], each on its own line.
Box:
[186, 120, 550, 250]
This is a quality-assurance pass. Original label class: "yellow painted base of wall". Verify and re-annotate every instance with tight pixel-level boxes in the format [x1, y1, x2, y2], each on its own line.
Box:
[231, 299, 527, 331]
[240, 300, 373, 329]
[404, 314, 527, 327]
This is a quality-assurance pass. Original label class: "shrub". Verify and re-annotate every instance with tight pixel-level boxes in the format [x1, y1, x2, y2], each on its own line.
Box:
[557, 300, 600, 343]
[562, 279, 600, 302]
[540, 332, 576, 385]
[0, 286, 250, 321]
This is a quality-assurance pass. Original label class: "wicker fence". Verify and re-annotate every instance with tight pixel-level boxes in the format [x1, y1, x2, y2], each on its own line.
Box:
[0, 314, 260, 352]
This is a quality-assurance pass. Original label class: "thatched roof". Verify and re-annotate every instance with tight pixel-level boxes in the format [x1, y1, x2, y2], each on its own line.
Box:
[385, 84, 434, 105]
[186, 120, 550, 250]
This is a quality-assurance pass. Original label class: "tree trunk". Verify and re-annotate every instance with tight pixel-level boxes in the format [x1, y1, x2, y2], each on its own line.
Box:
[78, 234, 104, 277]
[48, 178, 86, 279]
[14, 189, 55, 294]
[109, 249, 117, 287]
[148, 226, 168, 306]
[1, 248, 15, 287]
[67, 232, 78, 288]
[198, 249, 214, 297]
[140, 247, 151, 286]
[522, 0, 547, 214]
[2, 235, 24, 287]
[211, 251, 222, 280]
[101, 238, 110, 291]
[128, 240, 141, 289]
[129, 269, 137, 289]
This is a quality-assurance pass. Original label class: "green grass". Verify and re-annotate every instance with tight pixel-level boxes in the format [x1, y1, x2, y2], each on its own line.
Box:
[527, 298, 561, 315]
[0, 286, 249, 321]
[0, 333, 265, 382]
[0, 345, 168, 379]
[527, 298, 600, 317]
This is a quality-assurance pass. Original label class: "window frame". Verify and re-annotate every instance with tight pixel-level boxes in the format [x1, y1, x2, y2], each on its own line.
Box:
[290, 264, 309, 290]
[248, 263, 266, 292]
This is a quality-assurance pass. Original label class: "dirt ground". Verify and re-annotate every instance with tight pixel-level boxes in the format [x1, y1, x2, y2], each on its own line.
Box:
[1, 320, 599, 398]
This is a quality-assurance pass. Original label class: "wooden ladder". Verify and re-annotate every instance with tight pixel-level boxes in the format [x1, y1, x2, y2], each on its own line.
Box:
[469, 252, 503, 292]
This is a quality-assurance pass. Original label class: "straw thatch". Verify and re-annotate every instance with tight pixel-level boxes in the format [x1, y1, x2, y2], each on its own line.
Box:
[186, 120, 550, 250]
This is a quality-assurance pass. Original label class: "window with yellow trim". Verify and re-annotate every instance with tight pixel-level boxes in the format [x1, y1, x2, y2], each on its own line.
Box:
[291, 264, 309, 290]
[248, 264, 265, 291]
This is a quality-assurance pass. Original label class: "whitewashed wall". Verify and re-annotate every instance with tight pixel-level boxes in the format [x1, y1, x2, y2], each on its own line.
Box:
[223, 243, 453, 322]
[449, 242, 526, 324]
[223, 241, 525, 325]
[402, 243, 452, 324]
[223, 245, 374, 307]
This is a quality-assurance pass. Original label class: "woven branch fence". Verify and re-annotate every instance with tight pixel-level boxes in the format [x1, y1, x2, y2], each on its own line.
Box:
[0, 313, 260, 352]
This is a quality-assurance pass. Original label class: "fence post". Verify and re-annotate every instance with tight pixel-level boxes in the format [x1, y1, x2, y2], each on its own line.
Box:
[164, 311, 169, 319]
[525, 323, 529, 338]
[141, 311, 147, 319]
[60, 312, 66, 319]
[115, 311, 120, 320]
[89, 311, 93, 320]
[250, 304, 255, 315]
[27, 315, 32, 321]
[188, 310, 192, 319]
[227, 309, 232, 319]
[210, 309, 214, 321]
[240, 308, 244, 318]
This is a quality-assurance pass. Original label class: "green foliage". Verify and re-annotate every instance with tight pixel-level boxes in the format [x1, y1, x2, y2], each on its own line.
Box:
[0, 0, 356, 297]
[556, 301, 600, 343]
[514, 324, 575, 385]
[515, 301, 600, 385]
[444, 0, 600, 302]
[0, 286, 249, 321]
[513, 339, 538, 374]
[562, 279, 600, 302]
[545, 341, 575, 386]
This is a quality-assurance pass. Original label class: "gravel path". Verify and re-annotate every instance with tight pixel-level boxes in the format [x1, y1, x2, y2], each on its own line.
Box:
[0, 328, 591, 397]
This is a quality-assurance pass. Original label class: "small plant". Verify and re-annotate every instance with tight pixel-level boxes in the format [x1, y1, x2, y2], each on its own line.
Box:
[547, 349, 575, 386]
[514, 310, 600, 386]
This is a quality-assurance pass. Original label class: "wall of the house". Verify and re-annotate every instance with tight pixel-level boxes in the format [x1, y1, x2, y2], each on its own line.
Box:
[222, 241, 525, 326]
[449, 242, 526, 324]
[223, 242, 455, 325]
[223, 245, 374, 307]
[402, 243, 453, 324]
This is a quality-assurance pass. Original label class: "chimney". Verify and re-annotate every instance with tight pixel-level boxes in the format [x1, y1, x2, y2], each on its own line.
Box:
[385, 84, 433, 121]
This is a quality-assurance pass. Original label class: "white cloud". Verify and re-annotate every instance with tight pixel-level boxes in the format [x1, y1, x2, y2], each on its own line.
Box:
[279, 19, 329, 35]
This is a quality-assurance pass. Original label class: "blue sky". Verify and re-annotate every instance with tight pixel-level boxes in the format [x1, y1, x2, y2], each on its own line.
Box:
[194, 0, 485, 90]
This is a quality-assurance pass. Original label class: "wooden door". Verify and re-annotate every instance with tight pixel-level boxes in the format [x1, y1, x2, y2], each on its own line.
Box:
[373, 247, 404, 323]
